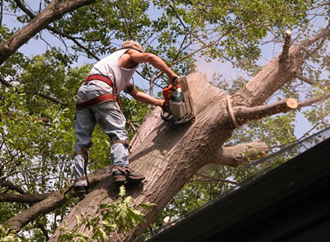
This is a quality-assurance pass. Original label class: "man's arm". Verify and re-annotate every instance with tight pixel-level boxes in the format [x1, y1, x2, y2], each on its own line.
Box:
[125, 83, 164, 107]
[124, 50, 178, 84]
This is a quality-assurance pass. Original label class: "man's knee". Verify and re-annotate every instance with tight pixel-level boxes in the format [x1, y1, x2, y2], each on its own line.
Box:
[111, 139, 130, 150]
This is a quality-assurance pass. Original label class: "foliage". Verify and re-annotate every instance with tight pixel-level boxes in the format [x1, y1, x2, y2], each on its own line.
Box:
[0, 225, 22, 242]
[0, 0, 329, 240]
[58, 186, 155, 242]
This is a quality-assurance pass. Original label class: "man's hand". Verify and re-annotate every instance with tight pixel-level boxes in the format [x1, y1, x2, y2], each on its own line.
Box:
[171, 76, 180, 86]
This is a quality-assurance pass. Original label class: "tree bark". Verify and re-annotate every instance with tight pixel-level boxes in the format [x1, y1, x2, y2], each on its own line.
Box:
[48, 29, 330, 240]
[49, 81, 294, 242]
[0, 5, 328, 239]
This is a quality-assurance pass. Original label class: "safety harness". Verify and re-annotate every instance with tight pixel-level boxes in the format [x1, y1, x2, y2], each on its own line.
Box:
[76, 74, 121, 110]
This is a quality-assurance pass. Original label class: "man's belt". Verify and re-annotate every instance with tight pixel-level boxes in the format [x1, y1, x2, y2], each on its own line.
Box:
[76, 93, 118, 110]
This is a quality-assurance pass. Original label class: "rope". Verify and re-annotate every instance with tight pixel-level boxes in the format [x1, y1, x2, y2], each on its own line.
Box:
[226, 96, 241, 129]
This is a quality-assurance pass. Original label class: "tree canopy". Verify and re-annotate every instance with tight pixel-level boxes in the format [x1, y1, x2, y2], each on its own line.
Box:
[0, 0, 329, 241]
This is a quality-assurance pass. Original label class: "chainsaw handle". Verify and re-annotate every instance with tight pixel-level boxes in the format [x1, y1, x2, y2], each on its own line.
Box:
[161, 110, 174, 123]
[171, 76, 180, 86]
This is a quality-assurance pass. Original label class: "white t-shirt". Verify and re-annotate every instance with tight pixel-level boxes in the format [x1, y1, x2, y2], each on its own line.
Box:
[88, 49, 138, 93]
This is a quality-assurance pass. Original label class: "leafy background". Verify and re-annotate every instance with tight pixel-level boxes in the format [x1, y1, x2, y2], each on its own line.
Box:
[0, 0, 329, 240]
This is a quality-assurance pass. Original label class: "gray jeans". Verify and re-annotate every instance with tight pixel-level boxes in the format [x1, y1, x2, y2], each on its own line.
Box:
[73, 81, 129, 181]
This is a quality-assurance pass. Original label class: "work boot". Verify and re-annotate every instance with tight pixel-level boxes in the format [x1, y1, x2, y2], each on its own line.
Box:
[112, 166, 127, 184]
[111, 166, 145, 184]
[73, 176, 89, 197]
[125, 167, 145, 183]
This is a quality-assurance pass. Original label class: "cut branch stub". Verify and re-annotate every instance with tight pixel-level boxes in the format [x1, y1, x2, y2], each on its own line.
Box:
[280, 29, 292, 64]
[233, 98, 299, 127]
[208, 142, 269, 167]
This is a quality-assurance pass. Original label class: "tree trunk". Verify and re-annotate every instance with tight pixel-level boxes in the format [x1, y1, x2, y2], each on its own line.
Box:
[0, 25, 325, 241]
[50, 28, 330, 240]
[0, 0, 325, 232]
[49, 28, 330, 240]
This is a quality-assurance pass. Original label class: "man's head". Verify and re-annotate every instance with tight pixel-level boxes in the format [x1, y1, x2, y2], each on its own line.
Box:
[121, 40, 143, 53]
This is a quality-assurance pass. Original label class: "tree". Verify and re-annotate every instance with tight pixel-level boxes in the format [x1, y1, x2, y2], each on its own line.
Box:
[1, 0, 329, 241]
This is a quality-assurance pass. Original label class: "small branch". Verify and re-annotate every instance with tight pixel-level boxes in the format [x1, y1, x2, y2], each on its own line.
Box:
[13, 0, 100, 60]
[0, 0, 3, 28]
[279, 30, 292, 64]
[298, 93, 330, 108]
[296, 73, 317, 85]
[0, 0, 96, 66]
[36, 220, 50, 241]
[190, 173, 238, 185]
[304, 29, 328, 59]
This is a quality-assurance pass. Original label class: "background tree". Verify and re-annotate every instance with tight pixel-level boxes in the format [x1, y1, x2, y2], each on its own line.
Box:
[0, 0, 329, 241]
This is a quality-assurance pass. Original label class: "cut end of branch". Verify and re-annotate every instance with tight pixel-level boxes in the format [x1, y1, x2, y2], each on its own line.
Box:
[286, 98, 298, 109]
[286, 29, 292, 36]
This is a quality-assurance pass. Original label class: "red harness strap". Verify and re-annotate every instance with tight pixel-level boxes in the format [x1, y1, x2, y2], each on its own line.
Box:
[76, 75, 121, 110]
[84, 74, 115, 88]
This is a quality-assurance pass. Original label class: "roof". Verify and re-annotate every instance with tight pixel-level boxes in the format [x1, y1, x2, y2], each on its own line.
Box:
[144, 130, 330, 242]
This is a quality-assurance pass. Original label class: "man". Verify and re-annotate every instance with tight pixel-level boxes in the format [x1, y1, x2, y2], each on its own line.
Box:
[72, 40, 178, 196]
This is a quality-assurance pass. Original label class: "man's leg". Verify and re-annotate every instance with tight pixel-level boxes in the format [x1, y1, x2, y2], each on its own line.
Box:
[93, 101, 144, 183]
[73, 108, 96, 195]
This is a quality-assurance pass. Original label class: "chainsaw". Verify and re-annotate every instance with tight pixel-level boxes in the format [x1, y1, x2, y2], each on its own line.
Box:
[161, 76, 195, 124]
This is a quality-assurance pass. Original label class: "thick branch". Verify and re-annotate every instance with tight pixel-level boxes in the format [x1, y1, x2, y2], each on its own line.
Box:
[231, 98, 298, 127]
[3, 140, 267, 232]
[221, 142, 268, 166]
[300, 23, 330, 48]
[208, 142, 269, 167]
[0, 0, 96, 65]
[233, 27, 328, 107]
[3, 166, 109, 232]
[0, 180, 26, 194]
[0, 193, 52, 203]
[296, 73, 317, 85]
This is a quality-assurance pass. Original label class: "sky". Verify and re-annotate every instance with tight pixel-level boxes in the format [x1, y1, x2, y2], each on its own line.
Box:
[1, 0, 329, 138]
